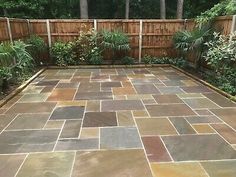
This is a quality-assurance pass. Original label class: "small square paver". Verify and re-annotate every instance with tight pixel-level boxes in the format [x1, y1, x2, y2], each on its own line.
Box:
[100, 127, 142, 149]
[146, 104, 196, 117]
[162, 134, 236, 161]
[80, 128, 99, 139]
[192, 124, 215, 134]
[0, 154, 26, 177]
[117, 111, 135, 126]
[6, 113, 49, 130]
[142, 136, 172, 162]
[16, 152, 74, 177]
[72, 150, 153, 177]
[151, 162, 208, 177]
[50, 106, 84, 120]
[83, 112, 117, 127]
[201, 160, 236, 177]
[60, 120, 81, 139]
[102, 100, 144, 111]
[0, 129, 60, 154]
[86, 100, 100, 112]
[136, 118, 177, 136]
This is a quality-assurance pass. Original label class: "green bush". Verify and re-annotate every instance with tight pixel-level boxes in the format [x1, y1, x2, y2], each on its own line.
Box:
[121, 56, 135, 65]
[101, 30, 130, 64]
[72, 29, 103, 64]
[26, 35, 47, 65]
[173, 25, 212, 69]
[51, 41, 75, 66]
[0, 40, 35, 91]
[204, 32, 236, 95]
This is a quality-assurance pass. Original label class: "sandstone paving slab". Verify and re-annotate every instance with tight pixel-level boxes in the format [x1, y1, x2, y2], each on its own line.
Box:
[75, 91, 113, 100]
[6, 113, 50, 130]
[0, 129, 60, 154]
[100, 127, 142, 149]
[0, 154, 26, 177]
[142, 136, 172, 162]
[16, 152, 74, 177]
[201, 160, 236, 177]
[44, 120, 64, 129]
[192, 124, 215, 134]
[146, 104, 196, 117]
[86, 100, 100, 112]
[183, 98, 220, 109]
[181, 86, 213, 93]
[18, 93, 50, 102]
[136, 118, 177, 136]
[151, 162, 208, 177]
[47, 88, 76, 101]
[71, 150, 153, 177]
[157, 87, 184, 94]
[185, 115, 222, 124]
[162, 134, 236, 161]
[50, 106, 84, 120]
[112, 87, 136, 95]
[210, 108, 236, 130]
[80, 128, 99, 139]
[77, 82, 100, 92]
[153, 94, 183, 104]
[117, 111, 135, 126]
[55, 139, 99, 151]
[204, 93, 236, 107]
[169, 117, 196, 134]
[102, 100, 144, 111]
[101, 82, 122, 88]
[0, 114, 17, 131]
[6, 102, 56, 114]
[60, 120, 81, 139]
[134, 84, 160, 94]
[211, 124, 236, 144]
[83, 112, 117, 127]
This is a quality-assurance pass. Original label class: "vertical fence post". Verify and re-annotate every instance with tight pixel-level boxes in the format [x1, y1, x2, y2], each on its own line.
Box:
[6, 17, 13, 43]
[46, 19, 52, 48]
[94, 19, 97, 31]
[139, 20, 143, 63]
[27, 19, 31, 36]
[230, 15, 236, 41]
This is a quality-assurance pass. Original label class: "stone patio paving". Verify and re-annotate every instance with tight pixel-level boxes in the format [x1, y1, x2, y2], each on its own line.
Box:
[0, 67, 236, 177]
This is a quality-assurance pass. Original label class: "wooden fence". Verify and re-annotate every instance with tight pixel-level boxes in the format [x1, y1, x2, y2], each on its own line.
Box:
[0, 16, 235, 63]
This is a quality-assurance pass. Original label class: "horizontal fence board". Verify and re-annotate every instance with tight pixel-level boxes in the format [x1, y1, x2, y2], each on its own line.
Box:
[0, 16, 233, 63]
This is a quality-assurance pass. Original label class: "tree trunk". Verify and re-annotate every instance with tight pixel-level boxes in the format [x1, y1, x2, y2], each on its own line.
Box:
[125, 0, 130, 19]
[80, 0, 88, 19]
[177, 0, 184, 19]
[160, 0, 166, 19]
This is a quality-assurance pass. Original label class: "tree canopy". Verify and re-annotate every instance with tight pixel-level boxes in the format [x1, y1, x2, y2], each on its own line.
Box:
[0, 0, 221, 19]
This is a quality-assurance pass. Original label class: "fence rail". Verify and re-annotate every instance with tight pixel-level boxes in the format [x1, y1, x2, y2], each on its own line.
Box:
[0, 16, 234, 62]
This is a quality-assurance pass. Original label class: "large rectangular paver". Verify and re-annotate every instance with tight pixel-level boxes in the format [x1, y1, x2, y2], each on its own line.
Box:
[102, 100, 144, 111]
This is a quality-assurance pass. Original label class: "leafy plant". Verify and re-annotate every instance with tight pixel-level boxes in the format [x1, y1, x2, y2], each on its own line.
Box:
[121, 56, 135, 65]
[101, 30, 130, 64]
[26, 35, 47, 65]
[204, 32, 236, 95]
[173, 25, 212, 69]
[51, 41, 75, 66]
[72, 28, 103, 64]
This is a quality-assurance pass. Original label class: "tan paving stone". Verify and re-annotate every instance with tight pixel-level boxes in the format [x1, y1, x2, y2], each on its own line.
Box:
[133, 110, 149, 117]
[44, 120, 64, 129]
[151, 162, 208, 177]
[112, 87, 136, 95]
[86, 100, 100, 112]
[47, 89, 76, 101]
[80, 128, 99, 139]
[117, 111, 135, 126]
[211, 124, 236, 144]
[192, 124, 215, 134]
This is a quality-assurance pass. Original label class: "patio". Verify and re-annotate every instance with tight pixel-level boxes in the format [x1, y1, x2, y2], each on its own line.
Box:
[0, 66, 236, 177]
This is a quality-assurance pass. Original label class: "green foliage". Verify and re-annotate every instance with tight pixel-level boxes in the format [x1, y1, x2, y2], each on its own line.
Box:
[102, 30, 130, 64]
[196, 0, 236, 26]
[0, 40, 35, 91]
[72, 29, 103, 65]
[173, 25, 212, 68]
[51, 42, 75, 66]
[142, 55, 188, 69]
[204, 32, 236, 95]
[121, 56, 135, 65]
[26, 35, 47, 65]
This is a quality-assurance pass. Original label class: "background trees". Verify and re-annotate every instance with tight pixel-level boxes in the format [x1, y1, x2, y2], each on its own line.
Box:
[0, 0, 221, 19]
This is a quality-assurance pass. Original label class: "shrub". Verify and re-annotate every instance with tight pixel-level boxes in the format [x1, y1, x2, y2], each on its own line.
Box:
[51, 42, 75, 66]
[101, 30, 130, 64]
[121, 56, 135, 65]
[173, 25, 212, 69]
[204, 32, 236, 95]
[142, 54, 155, 64]
[72, 29, 103, 64]
[26, 35, 47, 65]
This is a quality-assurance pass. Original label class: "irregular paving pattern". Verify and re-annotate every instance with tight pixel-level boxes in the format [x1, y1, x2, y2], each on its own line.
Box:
[0, 67, 236, 177]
